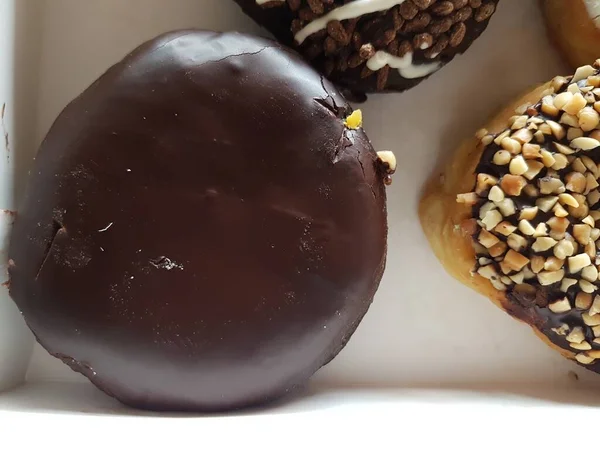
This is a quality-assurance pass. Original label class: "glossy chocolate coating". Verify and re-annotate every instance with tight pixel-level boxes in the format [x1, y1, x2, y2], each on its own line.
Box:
[8, 30, 389, 411]
[233, 0, 499, 96]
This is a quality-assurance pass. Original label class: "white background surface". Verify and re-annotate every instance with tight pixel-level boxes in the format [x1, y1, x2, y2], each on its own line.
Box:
[2, 0, 600, 446]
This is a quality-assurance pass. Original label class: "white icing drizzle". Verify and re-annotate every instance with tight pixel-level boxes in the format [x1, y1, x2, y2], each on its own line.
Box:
[256, 0, 284, 4]
[294, 0, 406, 44]
[366, 51, 440, 79]
[584, 0, 600, 27]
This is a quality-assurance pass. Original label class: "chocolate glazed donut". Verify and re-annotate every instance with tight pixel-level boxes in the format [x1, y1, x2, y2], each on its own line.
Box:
[234, 0, 500, 97]
[8, 30, 394, 411]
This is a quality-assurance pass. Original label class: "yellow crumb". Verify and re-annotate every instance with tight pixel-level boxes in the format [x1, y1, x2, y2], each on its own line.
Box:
[344, 109, 363, 129]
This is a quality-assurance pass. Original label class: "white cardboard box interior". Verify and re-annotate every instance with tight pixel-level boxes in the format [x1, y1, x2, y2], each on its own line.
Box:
[3, 0, 600, 444]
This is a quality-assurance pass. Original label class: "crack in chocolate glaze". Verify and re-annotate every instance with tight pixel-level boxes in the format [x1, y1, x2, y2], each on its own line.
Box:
[35, 219, 64, 281]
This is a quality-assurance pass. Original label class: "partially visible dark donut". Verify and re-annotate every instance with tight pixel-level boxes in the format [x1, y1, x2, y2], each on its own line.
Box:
[234, 0, 500, 95]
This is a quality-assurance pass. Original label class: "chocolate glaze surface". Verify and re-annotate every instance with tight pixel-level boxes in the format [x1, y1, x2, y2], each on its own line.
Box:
[8, 30, 389, 411]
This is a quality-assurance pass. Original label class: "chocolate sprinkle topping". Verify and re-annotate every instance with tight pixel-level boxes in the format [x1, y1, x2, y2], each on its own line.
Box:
[234, 0, 500, 95]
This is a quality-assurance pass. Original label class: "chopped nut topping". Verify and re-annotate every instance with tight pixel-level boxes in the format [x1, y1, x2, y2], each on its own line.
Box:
[533, 223, 548, 238]
[478, 201, 496, 219]
[495, 221, 516, 236]
[522, 143, 541, 159]
[573, 65, 596, 82]
[496, 198, 516, 216]
[488, 185, 504, 202]
[549, 297, 571, 313]
[568, 127, 584, 141]
[477, 264, 497, 280]
[563, 93, 587, 115]
[493, 150, 511, 165]
[547, 120, 566, 140]
[565, 172, 586, 193]
[478, 229, 499, 248]
[582, 265, 599, 283]
[544, 256, 564, 272]
[540, 177, 565, 195]
[507, 233, 527, 252]
[540, 149, 556, 167]
[554, 239, 575, 260]
[583, 312, 600, 326]
[578, 107, 600, 131]
[488, 241, 507, 258]
[560, 113, 579, 129]
[571, 137, 600, 151]
[518, 220, 535, 236]
[551, 153, 569, 170]
[561, 277, 578, 292]
[532, 237, 557, 252]
[588, 189, 600, 206]
[510, 271, 525, 284]
[519, 207, 538, 221]
[500, 137, 521, 154]
[583, 215, 596, 227]
[568, 253, 591, 273]
[586, 350, 600, 358]
[476, 173, 498, 195]
[536, 196, 559, 213]
[559, 193, 580, 208]
[571, 158, 587, 174]
[538, 269, 564, 286]
[589, 295, 600, 316]
[575, 353, 596, 364]
[555, 142, 575, 155]
[461, 63, 600, 354]
[509, 155, 528, 175]
[571, 342, 592, 350]
[504, 250, 529, 271]
[553, 91, 573, 110]
[531, 256, 545, 274]
[542, 97, 559, 117]
[553, 203, 569, 218]
[586, 173, 599, 192]
[566, 326, 585, 343]
[552, 323, 570, 335]
[573, 224, 591, 245]
[512, 129, 533, 145]
[523, 161, 544, 181]
[548, 217, 569, 235]
[576, 292, 593, 309]
[376, 150, 396, 173]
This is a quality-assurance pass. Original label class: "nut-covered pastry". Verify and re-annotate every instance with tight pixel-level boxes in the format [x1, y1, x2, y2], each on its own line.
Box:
[8, 30, 394, 411]
[420, 61, 600, 371]
[234, 0, 500, 96]
[541, 0, 600, 70]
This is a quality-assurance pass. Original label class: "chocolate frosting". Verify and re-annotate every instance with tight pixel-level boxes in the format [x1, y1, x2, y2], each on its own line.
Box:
[8, 30, 389, 411]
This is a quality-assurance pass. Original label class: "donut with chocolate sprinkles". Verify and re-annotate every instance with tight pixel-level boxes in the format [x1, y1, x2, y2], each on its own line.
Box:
[420, 60, 600, 372]
[234, 0, 500, 96]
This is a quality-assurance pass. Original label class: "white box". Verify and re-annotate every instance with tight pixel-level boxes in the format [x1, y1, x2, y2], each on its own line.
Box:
[2, 0, 600, 446]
